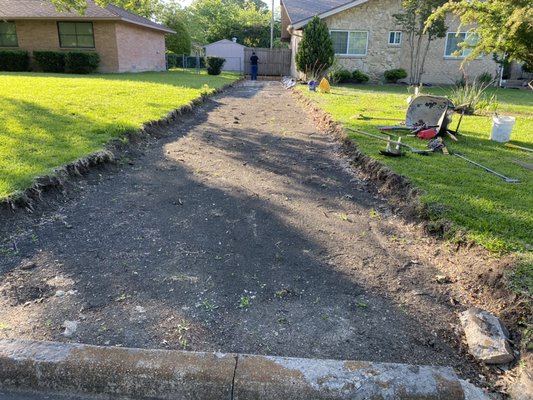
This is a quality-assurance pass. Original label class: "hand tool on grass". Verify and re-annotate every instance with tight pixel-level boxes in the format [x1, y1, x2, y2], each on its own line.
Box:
[510, 159, 533, 171]
[505, 143, 533, 153]
[354, 114, 405, 122]
[346, 128, 433, 156]
[451, 153, 520, 183]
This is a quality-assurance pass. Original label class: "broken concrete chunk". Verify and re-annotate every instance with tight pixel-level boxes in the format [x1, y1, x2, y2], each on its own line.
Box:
[459, 308, 513, 364]
[62, 321, 78, 338]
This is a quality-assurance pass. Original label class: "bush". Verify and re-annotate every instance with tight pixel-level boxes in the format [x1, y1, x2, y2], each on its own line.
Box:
[352, 70, 369, 83]
[0, 50, 30, 71]
[329, 69, 352, 83]
[33, 51, 66, 72]
[295, 16, 334, 79]
[383, 68, 407, 83]
[476, 71, 494, 85]
[65, 52, 100, 74]
[166, 51, 178, 69]
[205, 56, 225, 75]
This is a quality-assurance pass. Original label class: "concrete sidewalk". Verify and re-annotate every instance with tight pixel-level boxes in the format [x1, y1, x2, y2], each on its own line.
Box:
[0, 339, 490, 399]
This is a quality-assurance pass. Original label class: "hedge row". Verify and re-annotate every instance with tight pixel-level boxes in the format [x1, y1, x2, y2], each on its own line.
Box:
[0, 50, 100, 73]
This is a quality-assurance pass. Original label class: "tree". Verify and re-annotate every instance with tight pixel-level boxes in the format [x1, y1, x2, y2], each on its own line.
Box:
[393, 0, 447, 87]
[186, 0, 272, 47]
[50, 0, 162, 19]
[159, 1, 191, 54]
[295, 16, 334, 79]
[427, 0, 533, 68]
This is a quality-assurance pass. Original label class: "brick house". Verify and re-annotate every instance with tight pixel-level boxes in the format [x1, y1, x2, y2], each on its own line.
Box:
[0, 0, 175, 72]
[281, 0, 498, 84]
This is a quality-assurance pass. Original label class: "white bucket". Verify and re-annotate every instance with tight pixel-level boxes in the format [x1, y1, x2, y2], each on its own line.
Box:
[490, 115, 516, 143]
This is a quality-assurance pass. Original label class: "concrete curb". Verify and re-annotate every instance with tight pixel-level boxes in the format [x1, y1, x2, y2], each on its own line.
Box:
[0, 339, 490, 399]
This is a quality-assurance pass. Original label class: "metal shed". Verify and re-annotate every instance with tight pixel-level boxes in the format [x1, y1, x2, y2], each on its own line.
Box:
[204, 39, 245, 73]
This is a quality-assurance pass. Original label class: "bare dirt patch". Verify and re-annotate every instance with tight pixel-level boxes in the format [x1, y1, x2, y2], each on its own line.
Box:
[0, 81, 524, 395]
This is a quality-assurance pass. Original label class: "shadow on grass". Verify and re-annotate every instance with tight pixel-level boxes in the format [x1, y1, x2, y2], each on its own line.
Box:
[0, 98, 121, 196]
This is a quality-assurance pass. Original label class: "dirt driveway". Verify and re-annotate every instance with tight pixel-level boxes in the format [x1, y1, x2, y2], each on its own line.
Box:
[0, 81, 501, 382]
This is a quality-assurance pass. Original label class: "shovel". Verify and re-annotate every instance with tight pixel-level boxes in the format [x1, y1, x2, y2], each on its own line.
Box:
[346, 128, 433, 155]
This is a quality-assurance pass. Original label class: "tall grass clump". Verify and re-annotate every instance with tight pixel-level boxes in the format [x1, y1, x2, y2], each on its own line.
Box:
[449, 79, 498, 115]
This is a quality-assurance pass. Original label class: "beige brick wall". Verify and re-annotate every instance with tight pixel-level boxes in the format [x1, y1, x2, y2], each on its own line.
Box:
[288, 0, 498, 84]
[11, 20, 119, 72]
[115, 22, 166, 73]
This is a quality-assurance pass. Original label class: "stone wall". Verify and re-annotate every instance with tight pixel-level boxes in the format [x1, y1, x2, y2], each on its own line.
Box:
[287, 0, 498, 84]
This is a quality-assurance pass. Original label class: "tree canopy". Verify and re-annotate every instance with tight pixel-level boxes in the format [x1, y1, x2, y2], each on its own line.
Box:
[51, 0, 162, 18]
[394, 0, 447, 86]
[186, 0, 273, 47]
[159, 1, 191, 54]
[50, 0, 280, 51]
[427, 0, 533, 67]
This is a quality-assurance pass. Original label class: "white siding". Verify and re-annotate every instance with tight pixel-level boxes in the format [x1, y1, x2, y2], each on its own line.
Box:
[205, 40, 245, 72]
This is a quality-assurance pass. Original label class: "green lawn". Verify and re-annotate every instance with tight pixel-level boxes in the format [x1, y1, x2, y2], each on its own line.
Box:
[0, 70, 240, 199]
[299, 84, 533, 255]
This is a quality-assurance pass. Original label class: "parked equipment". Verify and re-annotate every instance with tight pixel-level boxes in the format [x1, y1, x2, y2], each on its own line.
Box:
[377, 95, 462, 139]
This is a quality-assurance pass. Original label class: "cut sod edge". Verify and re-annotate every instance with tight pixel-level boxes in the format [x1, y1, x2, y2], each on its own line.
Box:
[292, 89, 527, 249]
[0, 80, 243, 213]
[293, 89, 533, 379]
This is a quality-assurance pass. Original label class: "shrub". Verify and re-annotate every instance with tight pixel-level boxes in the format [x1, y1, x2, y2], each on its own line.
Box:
[522, 63, 533, 74]
[205, 56, 225, 75]
[352, 70, 369, 83]
[296, 16, 335, 79]
[166, 51, 178, 69]
[329, 69, 352, 83]
[0, 50, 30, 71]
[33, 51, 66, 72]
[477, 71, 494, 85]
[65, 52, 100, 74]
[383, 68, 407, 83]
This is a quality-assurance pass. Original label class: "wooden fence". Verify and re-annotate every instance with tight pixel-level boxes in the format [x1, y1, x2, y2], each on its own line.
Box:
[244, 48, 291, 77]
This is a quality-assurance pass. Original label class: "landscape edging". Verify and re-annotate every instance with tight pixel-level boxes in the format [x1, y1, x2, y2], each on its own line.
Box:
[0, 78, 243, 213]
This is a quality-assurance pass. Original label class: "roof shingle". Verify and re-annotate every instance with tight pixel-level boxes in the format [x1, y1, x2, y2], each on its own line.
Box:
[0, 0, 174, 33]
[282, 0, 354, 24]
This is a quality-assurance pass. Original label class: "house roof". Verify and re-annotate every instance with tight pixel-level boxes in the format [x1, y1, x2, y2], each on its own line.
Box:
[204, 39, 246, 49]
[0, 0, 175, 33]
[282, 0, 370, 28]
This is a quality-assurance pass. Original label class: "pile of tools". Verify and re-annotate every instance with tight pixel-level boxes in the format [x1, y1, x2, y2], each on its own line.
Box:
[349, 95, 521, 183]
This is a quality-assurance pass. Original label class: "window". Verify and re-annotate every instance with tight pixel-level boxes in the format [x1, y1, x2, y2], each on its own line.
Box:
[388, 31, 402, 45]
[0, 22, 18, 47]
[58, 22, 95, 48]
[445, 32, 478, 57]
[330, 30, 368, 56]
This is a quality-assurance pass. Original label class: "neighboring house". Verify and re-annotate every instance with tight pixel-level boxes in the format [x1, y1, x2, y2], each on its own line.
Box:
[204, 39, 245, 73]
[281, 0, 498, 84]
[0, 0, 175, 72]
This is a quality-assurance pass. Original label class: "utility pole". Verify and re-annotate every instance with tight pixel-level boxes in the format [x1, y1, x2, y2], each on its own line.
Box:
[270, 0, 274, 48]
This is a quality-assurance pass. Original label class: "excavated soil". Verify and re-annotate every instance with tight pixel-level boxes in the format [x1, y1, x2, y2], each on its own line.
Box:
[0, 81, 523, 394]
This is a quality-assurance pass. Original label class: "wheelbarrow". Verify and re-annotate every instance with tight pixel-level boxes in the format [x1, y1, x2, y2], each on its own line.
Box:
[378, 95, 460, 140]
